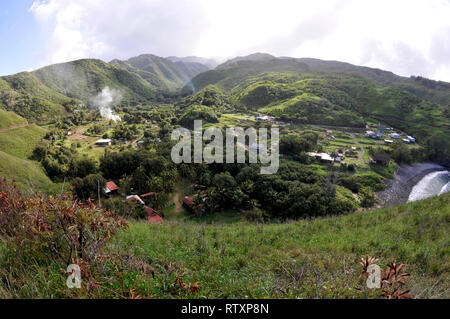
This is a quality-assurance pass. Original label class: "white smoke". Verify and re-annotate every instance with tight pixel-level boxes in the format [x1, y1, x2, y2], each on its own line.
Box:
[91, 87, 122, 122]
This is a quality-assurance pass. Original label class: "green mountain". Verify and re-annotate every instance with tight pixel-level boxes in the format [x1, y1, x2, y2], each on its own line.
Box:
[0, 54, 212, 124]
[110, 54, 210, 91]
[189, 53, 309, 92]
[166, 56, 219, 70]
[32, 58, 157, 105]
[187, 54, 450, 143]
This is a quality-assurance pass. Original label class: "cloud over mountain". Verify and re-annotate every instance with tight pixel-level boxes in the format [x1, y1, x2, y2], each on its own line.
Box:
[30, 0, 450, 81]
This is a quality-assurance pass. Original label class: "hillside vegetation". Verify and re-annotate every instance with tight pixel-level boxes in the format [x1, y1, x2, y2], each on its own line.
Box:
[0, 187, 447, 298]
[0, 151, 55, 193]
[111, 54, 209, 91]
[188, 54, 449, 147]
[0, 109, 27, 129]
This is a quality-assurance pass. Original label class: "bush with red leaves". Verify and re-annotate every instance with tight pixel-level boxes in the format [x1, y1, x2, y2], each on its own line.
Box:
[0, 178, 127, 265]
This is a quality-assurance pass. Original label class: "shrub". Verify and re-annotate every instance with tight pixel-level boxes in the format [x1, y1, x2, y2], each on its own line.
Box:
[0, 178, 127, 265]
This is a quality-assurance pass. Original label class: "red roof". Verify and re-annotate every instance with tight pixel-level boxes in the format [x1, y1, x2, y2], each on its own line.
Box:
[141, 192, 155, 198]
[183, 196, 195, 207]
[106, 181, 119, 192]
[145, 206, 163, 224]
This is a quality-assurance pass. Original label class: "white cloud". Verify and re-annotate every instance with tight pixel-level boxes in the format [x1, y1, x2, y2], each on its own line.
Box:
[30, 0, 450, 81]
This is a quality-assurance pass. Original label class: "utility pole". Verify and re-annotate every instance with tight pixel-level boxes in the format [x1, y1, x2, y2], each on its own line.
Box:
[98, 180, 102, 207]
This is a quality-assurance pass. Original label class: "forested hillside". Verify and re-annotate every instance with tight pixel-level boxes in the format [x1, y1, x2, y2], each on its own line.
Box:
[188, 54, 449, 150]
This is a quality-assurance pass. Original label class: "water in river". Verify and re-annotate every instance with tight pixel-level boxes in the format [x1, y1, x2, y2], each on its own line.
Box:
[407, 170, 450, 202]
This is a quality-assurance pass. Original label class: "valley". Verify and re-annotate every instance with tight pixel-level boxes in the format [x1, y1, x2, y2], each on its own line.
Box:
[0, 52, 448, 299]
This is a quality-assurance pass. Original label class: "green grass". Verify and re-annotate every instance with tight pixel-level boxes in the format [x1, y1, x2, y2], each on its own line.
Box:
[111, 193, 450, 298]
[0, 150, 56, 194]
[0, 124, 46, 159]
[0, 109, 27, 129]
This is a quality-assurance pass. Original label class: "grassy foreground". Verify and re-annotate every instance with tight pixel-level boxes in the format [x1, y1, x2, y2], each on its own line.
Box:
[1, 192, 448, 299]
[111, 193, 449, 299]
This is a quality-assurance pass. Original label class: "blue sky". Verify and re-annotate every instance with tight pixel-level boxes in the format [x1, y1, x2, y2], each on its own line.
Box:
[0, 1, 44, 76]
[1, 0, 450, 81]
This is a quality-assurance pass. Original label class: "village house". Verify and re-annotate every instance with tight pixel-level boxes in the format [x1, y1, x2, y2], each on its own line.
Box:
[140, 192, 155, 204]
[255, 115, 275, 122]
[126, 195, 145, 205]
[183, 196, 195, 210]
[365, 130, 383, 139]
[105, 181, 119, 195]
[95, 139, 112, 146]
[390, 133, 401, 139]
[370, 153, 390, 166]
[145, 206, 163, 224]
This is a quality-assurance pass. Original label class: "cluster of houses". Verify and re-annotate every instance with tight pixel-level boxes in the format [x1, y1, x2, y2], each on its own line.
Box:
[104, 180, 163, 224]
[388, 133, 416, 144]
[364, 130, 416, 145]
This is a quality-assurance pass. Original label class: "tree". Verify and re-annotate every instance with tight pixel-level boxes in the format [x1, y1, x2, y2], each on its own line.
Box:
[72, 174, 106, 201]
[69, 157, 97, 178]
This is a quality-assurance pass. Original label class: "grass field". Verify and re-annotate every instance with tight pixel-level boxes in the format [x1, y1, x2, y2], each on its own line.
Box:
[109, 192, 449, 299]
[0, 122, 58, 193]
[0, 109, 27, 129]
[0, 150, 57, 193]
[0, 124, 46, 158]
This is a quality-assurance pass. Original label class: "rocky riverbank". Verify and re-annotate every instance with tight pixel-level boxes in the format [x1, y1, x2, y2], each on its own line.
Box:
[377, 163, 447, 207]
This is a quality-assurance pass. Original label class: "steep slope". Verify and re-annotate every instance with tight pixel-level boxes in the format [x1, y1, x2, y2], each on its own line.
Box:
[0, 72, 70, 123]
[189, 54, 309, 92]
[113, 192, 450, 298]
[110, 54, 209, 91]
[297, 57, 450, 106]
[0, 109, 27, 129]
[166, 56, 219, 69]
[33, 59, 156, 105]
[189, 54, 449, 140]
[0, 111, 55, 193]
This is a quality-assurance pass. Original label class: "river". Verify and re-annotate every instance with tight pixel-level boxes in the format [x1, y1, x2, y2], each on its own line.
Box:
[407, 170, 450, 202]
[377, 163, 448, 207]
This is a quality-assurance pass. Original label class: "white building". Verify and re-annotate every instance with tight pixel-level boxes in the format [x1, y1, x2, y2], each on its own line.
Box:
[95, 139, 112, 146]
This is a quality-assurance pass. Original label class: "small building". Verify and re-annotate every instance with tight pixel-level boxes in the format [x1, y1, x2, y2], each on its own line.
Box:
[403, 138, 411, 144]
[145, 206, 163, 224]
[371, 153, 390, 166]
[390, 133, 401, 139]
[105, 181, 119, 195]
[334, 156, 343, 163]
[95, 139, 112, 146]
[384, 139, 394, 144]
[320, 153, 334, 163]
[126, 195, 145, 205]
[141, 192, 155, 204]
[183, 196, 195, 209]
[407, 136, 416, 143]
[366, 131, 383, 139]
[255, 115, 275, 122]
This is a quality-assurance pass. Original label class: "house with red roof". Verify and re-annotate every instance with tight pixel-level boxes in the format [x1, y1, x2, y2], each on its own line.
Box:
[105, 181, 119, 195]
[145, 206, 163, 224]
[141, 192, 155, 198]
[183, 196, 195, 209]
[126, 195, 145, 205]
